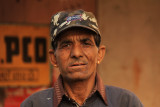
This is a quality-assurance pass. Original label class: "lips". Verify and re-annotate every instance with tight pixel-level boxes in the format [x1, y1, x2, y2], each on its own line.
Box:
[69, 64, 87, 71]
[69, 61, 88, 68]
[71, 63, 86, 66]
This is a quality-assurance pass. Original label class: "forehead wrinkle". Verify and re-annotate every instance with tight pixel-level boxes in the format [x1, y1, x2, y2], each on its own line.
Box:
[60, 34, 93, 44]
[56, 28, 96, 46]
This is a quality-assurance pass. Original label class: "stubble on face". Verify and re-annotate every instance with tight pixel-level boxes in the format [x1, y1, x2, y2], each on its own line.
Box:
[54, 30, 99, 82]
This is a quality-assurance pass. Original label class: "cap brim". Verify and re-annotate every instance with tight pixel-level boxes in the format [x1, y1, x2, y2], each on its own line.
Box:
[56, 24, 100, 38]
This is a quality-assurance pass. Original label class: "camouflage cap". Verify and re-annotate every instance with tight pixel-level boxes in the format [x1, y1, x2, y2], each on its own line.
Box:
[50, 9, 101, 42]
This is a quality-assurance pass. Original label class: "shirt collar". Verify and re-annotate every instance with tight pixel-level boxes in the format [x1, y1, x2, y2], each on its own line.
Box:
[53, 74, 108, 107]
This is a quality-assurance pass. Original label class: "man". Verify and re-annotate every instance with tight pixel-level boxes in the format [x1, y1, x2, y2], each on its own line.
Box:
[21, 10, 143, 107]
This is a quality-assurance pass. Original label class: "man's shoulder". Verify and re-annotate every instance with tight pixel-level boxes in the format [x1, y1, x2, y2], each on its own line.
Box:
[20, 88, 54, 107]
[105, 85, 143, 107]
[105, 85, 135, 96]
[26, 87, 54, 100]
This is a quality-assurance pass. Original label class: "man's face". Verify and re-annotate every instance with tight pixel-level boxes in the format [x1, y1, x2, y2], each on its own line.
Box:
[50, 30, 104, 81]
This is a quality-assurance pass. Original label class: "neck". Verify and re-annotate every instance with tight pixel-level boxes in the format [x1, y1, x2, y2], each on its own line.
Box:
[63, 73, 96, 106]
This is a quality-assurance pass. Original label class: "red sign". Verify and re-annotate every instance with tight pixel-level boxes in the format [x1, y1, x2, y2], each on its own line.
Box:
[4, 87, 47, 107]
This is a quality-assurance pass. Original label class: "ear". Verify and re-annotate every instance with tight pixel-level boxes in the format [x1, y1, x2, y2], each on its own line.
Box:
[49, 49, 58, 67]
[97, 45, 106, 64]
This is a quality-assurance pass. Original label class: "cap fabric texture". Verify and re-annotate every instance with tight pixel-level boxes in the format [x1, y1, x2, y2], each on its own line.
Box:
[50, 9, 101, 42]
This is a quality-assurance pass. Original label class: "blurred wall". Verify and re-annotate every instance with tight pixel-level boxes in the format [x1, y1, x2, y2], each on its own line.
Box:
[0, 0, 96, 106]
[0, 0, 96, 24]
[98, 0, 160, 107]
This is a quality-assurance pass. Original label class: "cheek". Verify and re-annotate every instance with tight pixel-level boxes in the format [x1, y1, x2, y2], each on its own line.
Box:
[84, 48, 98, 64]
[56, 51, 70, 67]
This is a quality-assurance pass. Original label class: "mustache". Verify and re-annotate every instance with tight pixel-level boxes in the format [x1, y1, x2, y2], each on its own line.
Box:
[68, 60, 88, 66]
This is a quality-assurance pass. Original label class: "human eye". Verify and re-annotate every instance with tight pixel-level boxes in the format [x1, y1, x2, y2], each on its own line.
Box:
[61, 43, 70, 48]
[59, 41, 72, 49]
[81, 39, 94, 46]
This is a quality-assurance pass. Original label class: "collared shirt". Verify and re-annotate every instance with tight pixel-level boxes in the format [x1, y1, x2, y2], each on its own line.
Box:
[53, 74, 108, 107]
[20, 74, 143, 107]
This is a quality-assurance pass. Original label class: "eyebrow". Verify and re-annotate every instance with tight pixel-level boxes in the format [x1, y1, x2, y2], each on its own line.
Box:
[59, 40, 72, 45]
[58, 37, 94, 46]
[80, 38, 94, 43]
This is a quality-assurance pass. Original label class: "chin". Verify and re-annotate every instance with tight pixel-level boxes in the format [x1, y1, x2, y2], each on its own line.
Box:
[63, 72, 92, 82]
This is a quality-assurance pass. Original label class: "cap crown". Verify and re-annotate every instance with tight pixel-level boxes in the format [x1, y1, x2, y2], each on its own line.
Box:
[50, 9, 100, 42]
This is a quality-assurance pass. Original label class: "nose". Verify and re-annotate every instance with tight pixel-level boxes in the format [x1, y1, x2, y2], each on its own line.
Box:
[70, 44, 83, 59]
